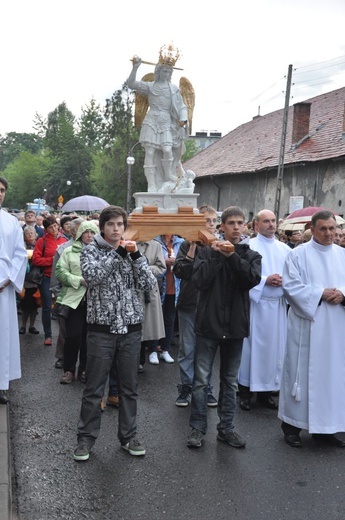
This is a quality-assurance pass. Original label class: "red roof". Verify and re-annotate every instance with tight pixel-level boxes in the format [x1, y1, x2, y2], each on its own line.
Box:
[185, 87, 345, 178]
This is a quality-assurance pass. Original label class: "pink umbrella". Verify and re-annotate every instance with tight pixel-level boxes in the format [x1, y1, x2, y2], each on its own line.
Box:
[279, 206, 345, 231]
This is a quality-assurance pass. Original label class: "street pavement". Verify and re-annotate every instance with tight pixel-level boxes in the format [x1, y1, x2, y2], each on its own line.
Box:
[3, 314, 345, 520]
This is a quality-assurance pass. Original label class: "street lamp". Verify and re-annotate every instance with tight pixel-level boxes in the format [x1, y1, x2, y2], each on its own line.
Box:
[126, 142, 141, 213]
[126, 156, 135, 213]
[66, 180, 71, 186]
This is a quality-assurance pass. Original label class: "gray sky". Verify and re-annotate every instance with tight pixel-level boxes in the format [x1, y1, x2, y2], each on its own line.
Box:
[1, 0, 345, 137]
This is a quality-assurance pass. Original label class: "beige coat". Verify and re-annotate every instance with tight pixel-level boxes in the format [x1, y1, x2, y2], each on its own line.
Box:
[137, 240, 166, 341]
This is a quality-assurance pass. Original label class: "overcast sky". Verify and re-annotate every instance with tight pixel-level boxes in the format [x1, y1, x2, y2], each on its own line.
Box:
[1, 0, 345, 138]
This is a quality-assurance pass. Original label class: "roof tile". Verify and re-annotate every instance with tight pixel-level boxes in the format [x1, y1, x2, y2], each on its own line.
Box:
[185, 87, 345, 177]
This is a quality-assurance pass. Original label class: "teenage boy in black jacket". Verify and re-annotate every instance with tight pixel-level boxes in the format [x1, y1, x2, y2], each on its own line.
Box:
[187, 206, 262, 449]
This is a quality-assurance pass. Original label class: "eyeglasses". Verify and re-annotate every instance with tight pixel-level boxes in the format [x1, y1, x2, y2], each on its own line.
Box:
[0, 188, 6, 194]
[206, 218, 217, 224]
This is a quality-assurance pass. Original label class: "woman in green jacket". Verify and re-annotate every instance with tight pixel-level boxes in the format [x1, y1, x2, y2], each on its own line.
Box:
[55, 220, 99, 384]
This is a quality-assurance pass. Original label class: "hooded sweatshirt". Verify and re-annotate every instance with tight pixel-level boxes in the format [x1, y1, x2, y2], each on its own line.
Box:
[55, 220, 99, 309]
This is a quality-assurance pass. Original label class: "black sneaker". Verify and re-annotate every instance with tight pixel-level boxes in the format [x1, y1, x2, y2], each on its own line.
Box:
[73, 443, 91, 461]
[217, 430, 246, 448]
[176, 386, 191, 407]
[187, 429, 204, 448]
[207, 394, 218, 407]
[121, 438, 146, 456]
[54, 359, 64, 369]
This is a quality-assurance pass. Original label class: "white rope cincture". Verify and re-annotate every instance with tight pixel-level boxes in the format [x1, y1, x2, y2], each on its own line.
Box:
[291, 316, 302, 402]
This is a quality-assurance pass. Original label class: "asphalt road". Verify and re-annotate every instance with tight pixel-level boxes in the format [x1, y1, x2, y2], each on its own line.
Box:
[9, 315, 345, 520]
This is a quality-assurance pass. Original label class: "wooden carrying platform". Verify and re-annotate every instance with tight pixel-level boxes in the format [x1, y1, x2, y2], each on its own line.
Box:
[124, 206, 216, 244]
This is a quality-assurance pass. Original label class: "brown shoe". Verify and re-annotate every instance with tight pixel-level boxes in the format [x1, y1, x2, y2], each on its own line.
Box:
[60, 371, 75, 384]
[107, 395, 120, 407]
[100, 397, 106, 412]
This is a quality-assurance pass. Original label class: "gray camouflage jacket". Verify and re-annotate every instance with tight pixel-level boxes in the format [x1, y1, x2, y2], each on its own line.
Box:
[80, 234, 156, 334]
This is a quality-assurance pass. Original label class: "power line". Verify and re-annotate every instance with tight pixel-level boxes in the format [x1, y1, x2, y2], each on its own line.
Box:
[246, 54, 345, 117]
[294, 54, 345, 72]
[294, 61, 345, 77]
[250, 78, 285, 102]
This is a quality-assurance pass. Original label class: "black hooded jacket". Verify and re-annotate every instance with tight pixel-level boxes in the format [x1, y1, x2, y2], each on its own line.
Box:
[192, 241, 262, 340]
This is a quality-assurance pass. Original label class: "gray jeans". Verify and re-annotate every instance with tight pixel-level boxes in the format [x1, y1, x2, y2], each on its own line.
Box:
[77, 328, 141, 446]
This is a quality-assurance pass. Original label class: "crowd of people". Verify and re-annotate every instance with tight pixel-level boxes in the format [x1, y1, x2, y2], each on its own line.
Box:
[1, 173, 345, 459]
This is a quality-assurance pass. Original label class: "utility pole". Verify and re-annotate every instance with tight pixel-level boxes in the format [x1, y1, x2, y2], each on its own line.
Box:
[274, 64, 293, 221]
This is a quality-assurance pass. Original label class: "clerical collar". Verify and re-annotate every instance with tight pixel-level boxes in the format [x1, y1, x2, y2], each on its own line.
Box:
[311, 238, 333, 251]
[257, 233, 275, 243]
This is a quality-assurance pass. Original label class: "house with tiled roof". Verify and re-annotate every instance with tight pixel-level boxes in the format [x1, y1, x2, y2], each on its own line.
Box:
[184, 87, 345, 220]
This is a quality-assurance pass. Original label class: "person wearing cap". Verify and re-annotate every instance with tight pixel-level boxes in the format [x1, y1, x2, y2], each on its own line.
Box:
[32, 216, 66, 345]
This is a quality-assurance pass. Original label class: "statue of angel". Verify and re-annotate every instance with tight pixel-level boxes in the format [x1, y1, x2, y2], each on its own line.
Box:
[127, 53, 195, 193]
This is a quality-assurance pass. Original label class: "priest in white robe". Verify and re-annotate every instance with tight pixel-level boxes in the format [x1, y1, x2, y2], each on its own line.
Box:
[238, 210, 290, 410]
[279, 210, 345, 447]
[0, 176, 27, 403]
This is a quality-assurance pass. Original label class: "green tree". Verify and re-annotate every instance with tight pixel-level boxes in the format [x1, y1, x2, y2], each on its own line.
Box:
[2, 151, 51, 209]
[182, 139, 200, 162]
[88, 85, 146, 209]
[103, 85, 133, 146]
[78, 97, 105, 150]
[0, 132, 43, 171]
[39, 102, 93, 203]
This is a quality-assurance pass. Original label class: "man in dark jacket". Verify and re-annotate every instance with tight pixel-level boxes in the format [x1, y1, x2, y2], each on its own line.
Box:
[187, 206, 262, 449]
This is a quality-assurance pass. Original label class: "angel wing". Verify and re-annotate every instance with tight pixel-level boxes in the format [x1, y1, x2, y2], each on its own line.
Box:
[134, 73, 154, 128]
[179, 77, 195, 135]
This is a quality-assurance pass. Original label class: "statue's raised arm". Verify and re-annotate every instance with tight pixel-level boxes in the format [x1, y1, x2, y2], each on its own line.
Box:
[127, 44, 195, 194]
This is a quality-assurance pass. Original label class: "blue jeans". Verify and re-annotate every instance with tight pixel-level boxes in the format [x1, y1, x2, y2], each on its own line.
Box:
[178, 309, 213, 394]
[190, 335, 243, 435]
[77, 329, 141, 446]
[39, 275, 52, 339]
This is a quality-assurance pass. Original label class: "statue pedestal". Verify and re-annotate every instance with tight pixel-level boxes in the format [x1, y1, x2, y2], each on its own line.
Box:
[124, 198, 216, 244]
[132, 192, 199, 214]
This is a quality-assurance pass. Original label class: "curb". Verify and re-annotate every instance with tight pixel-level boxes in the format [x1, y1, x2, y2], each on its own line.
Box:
[0, 404, 11, 520]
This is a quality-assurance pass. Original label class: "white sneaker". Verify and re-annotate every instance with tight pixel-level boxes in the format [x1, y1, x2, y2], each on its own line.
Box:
[149, 352, 159, 365]
[160, 351, 174, 363]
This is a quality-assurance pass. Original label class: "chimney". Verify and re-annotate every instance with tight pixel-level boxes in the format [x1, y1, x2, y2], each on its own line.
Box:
[292, 102, 311, 144]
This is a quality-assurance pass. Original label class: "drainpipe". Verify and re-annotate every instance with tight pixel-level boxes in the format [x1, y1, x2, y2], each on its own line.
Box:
[211, 176, 221, 211]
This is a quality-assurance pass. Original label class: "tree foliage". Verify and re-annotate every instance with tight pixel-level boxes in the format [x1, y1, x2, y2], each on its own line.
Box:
[2, 151, 51, 209]
[34, 102, 94, 204]
[182, 139, 200, 161]
[0, 132, 43, 171]
[78, 97, 105, 150]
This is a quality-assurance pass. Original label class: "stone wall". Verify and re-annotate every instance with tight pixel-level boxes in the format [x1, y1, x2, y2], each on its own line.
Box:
[194, 158, 345, 219]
